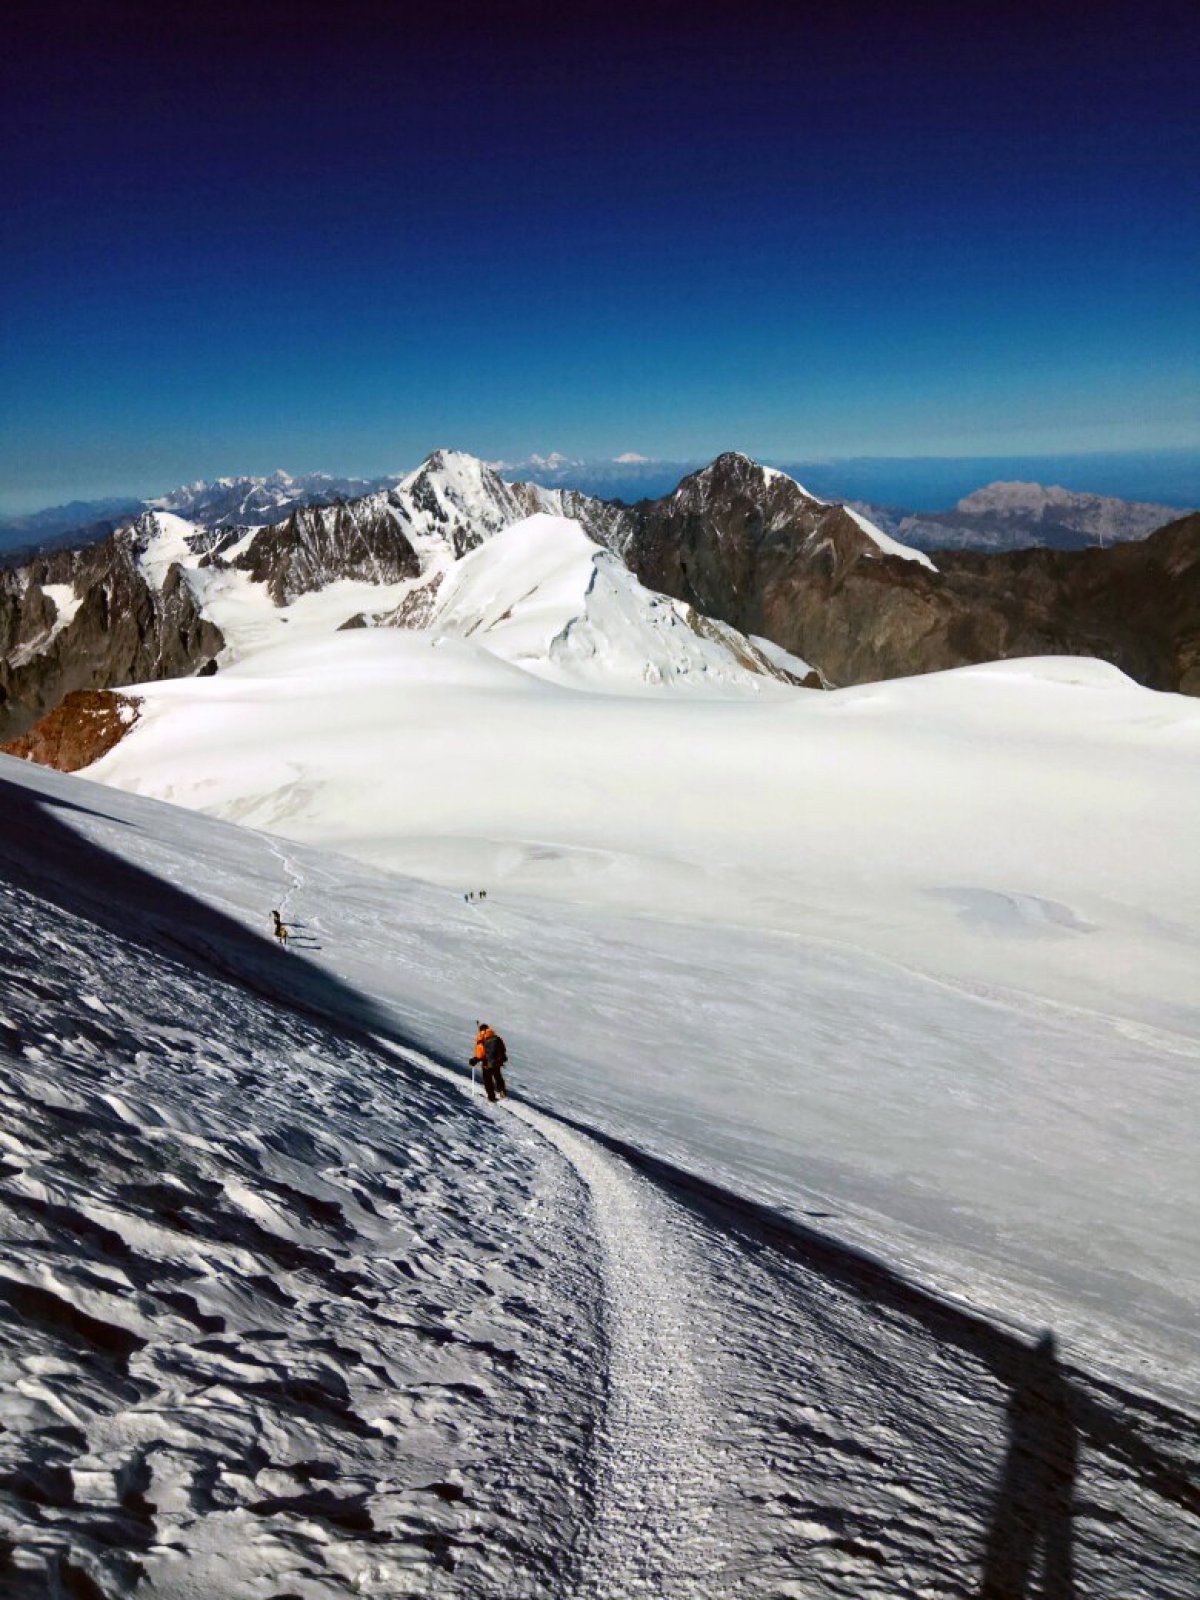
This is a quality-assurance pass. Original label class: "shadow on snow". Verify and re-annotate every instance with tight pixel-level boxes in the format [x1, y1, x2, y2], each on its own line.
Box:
[521, 1096, 1199, 1595]
[2, 760, 1197, 1596]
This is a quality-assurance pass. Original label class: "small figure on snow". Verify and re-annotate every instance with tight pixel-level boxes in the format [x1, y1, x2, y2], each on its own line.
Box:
[471, 1022, 508, 1103]
[270, 909, 289, 949]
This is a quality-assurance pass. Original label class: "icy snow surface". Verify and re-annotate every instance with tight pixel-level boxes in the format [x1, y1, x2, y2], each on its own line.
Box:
[1, 755, 1197, 1596]
[85, 639, 1200, 1396]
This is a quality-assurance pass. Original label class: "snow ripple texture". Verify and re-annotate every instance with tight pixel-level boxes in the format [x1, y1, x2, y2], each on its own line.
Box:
[0, 877, 604, 1598]
[1, 773, 1198, 1597]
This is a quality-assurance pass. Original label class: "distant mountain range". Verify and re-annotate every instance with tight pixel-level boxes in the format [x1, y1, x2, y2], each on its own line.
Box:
[3, 457, 1195, 564]
[0, 472, 395, 562]
[2, 449, 1197, 749]
[871, 481, 1183, 552]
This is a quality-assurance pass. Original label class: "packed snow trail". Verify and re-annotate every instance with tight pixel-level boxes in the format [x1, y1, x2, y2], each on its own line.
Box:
[508, 1107, 715, 1598]
[377, 1041, 719, 1596]
[496, 1099, 1200, 1599]
[388, 1038, 1200, 1598]
[1, 760, 1197, 1596]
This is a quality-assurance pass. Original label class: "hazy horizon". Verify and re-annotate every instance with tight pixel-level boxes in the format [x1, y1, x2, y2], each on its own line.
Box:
[1, 445, 1197, 524]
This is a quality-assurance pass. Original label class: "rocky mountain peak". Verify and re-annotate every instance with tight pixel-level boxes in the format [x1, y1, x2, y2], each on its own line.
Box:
[669, 452, 822, 514]
[680, 451, 769, 489]
[402, 447, 506, 497]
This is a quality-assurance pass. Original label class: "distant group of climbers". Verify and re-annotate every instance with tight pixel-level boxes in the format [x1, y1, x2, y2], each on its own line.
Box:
[463, 889, 488, 903]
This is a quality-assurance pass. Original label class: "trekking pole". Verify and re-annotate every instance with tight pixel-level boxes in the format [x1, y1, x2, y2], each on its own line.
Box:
[470, 1063, 479, 1098]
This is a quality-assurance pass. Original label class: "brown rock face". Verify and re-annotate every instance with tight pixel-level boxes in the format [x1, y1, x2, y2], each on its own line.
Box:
[0, 525, 224, 742]
[1, 689, 141, 772]
[620, 458, 1200, 694]
[934, 513, 1200, 694]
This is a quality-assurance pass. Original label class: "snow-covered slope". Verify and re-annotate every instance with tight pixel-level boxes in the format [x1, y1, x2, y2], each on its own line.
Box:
[3, 750, 1197, 1596]
[387, 514, 814, 692]
[82, 638, 1200, 1402]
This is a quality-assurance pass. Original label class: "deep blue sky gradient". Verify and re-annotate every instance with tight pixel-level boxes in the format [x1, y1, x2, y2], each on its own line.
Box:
[2, 0, 1197, 510]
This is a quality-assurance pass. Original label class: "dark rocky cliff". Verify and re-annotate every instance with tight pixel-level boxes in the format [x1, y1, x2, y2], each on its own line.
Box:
[0, 528, 223, 742]
[233, 500, 422, 605]
[620, 457, 1200, 693]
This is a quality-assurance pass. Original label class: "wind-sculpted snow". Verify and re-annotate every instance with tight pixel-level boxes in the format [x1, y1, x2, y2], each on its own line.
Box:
[0, 782, 603, 1595]
[2, 758, 1196, 1596]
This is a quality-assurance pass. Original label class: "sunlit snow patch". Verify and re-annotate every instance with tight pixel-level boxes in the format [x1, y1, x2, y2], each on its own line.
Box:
[419, 513, 813, 693]
[843, 505, 938, 570]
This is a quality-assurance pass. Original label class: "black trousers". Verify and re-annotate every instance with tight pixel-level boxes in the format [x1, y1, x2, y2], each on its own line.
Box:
[482, 1064, 507, 1102]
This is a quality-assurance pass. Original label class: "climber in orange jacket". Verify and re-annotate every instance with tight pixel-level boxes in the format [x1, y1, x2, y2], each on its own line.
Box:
[471, 1023, 509, 1103]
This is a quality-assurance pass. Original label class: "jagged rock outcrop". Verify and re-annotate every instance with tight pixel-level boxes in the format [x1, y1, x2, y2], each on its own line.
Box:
[234, 499, 422, 605]
[0, 520, 223, 741]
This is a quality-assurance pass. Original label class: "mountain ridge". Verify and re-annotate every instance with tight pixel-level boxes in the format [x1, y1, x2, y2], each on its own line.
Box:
[2, 450, 1197, 746]
[5, 461, 1192, 569]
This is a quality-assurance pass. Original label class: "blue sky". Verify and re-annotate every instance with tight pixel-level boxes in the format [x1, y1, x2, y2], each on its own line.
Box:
[2, 0, 1197, 511]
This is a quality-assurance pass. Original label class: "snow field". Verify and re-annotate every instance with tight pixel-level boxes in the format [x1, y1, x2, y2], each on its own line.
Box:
[82, 640, 1200, 1394]
[1, 761, 1198, 1594]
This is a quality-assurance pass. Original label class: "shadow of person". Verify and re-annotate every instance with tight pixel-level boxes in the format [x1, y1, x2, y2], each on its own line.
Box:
[980, 1331, 1078, 1598]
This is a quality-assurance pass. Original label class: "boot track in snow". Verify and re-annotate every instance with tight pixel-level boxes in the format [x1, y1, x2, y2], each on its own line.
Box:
[511, 1103, 716, 1599]
[385, 1039, 1200, 1600]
